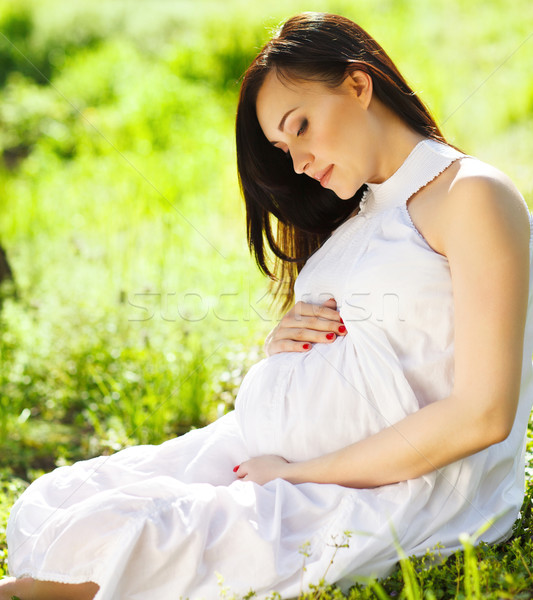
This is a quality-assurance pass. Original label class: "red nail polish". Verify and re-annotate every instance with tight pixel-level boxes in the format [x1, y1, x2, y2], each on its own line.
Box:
[326, 332, 335, 340]
[340, 317, 344, 324]
[303, 343, 311, 350]
[233, 465, 240, 473]
[338, 325, 346, 333]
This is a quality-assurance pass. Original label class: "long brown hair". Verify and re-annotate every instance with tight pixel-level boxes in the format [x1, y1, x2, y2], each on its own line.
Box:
[236, 12, 447, 312]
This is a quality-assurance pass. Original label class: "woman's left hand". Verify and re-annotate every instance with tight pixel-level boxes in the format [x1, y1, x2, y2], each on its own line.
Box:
[234, 455, 291, 485]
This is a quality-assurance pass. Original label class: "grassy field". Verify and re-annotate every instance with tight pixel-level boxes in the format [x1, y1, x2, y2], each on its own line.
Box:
[0, 0, 532, 597]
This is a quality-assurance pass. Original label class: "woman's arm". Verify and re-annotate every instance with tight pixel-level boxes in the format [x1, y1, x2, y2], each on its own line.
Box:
[237, 166, 531, 488]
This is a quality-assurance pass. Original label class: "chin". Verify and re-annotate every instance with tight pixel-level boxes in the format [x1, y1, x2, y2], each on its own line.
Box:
[334, 188, 357, 201]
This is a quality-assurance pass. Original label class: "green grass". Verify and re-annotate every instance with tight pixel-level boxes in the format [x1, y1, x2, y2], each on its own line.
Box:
[0, 0, 532, 596]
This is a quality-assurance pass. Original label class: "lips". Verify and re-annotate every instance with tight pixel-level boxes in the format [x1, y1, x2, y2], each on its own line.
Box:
[314, 165, 333, 188]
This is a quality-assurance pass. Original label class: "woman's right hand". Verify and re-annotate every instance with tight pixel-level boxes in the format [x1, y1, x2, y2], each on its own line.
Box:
[264, 298, 347, 356]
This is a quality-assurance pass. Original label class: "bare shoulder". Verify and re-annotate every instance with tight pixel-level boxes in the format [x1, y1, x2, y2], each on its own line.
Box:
[447, 158, 528, 214]
[437, 157, 531, 255]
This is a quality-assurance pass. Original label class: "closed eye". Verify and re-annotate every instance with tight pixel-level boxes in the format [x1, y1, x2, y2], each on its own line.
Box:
[270, 118, 307, 156]
[297, 119, 308, 136]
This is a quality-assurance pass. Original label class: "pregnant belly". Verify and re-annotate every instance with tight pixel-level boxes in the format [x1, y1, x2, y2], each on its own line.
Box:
[235, 324, 421, 462]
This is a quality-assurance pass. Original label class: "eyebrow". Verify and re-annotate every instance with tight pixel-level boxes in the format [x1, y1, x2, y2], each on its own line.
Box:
[278, 108, 297, 132]
[268, 108, 297, 146]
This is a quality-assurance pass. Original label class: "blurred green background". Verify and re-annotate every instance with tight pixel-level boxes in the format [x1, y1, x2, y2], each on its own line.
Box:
[0, 0, 531, 478]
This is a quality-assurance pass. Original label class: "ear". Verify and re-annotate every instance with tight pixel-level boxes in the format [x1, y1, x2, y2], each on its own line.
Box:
[345, 69, 373, 110]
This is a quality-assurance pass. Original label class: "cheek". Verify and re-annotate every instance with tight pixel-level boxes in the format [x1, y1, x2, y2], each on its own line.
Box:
[313, 104, 348, 153]
[334, 102, 366, 144]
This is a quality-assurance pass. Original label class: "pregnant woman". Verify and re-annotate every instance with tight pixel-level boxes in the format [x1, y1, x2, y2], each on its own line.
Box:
[2, 12, 533, 600]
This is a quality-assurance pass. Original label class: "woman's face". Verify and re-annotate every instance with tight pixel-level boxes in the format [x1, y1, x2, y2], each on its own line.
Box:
[255, 70, 376, 200]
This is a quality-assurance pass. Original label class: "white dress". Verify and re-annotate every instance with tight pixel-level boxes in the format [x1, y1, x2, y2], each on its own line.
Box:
[7, 140, 533, 599]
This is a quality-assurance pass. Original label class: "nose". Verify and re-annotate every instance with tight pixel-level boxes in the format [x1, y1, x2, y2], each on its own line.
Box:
[291, 149, 312, 175]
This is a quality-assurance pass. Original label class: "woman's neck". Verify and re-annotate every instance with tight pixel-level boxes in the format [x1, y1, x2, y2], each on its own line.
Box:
[366, 100, 428, 185]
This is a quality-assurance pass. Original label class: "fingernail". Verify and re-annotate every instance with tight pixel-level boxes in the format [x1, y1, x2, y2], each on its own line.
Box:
[326, 332, 335, 340]
[340, 317, 344, 324]
[233, 465, 240, 473]
[303, 343, 311, 350]
[338, 325, 346, 333]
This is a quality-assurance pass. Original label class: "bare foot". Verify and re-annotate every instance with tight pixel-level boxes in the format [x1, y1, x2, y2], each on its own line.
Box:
[0, 577, 99, 600]
[0, 577, 23, 600]
[0, 577, 24, 600]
